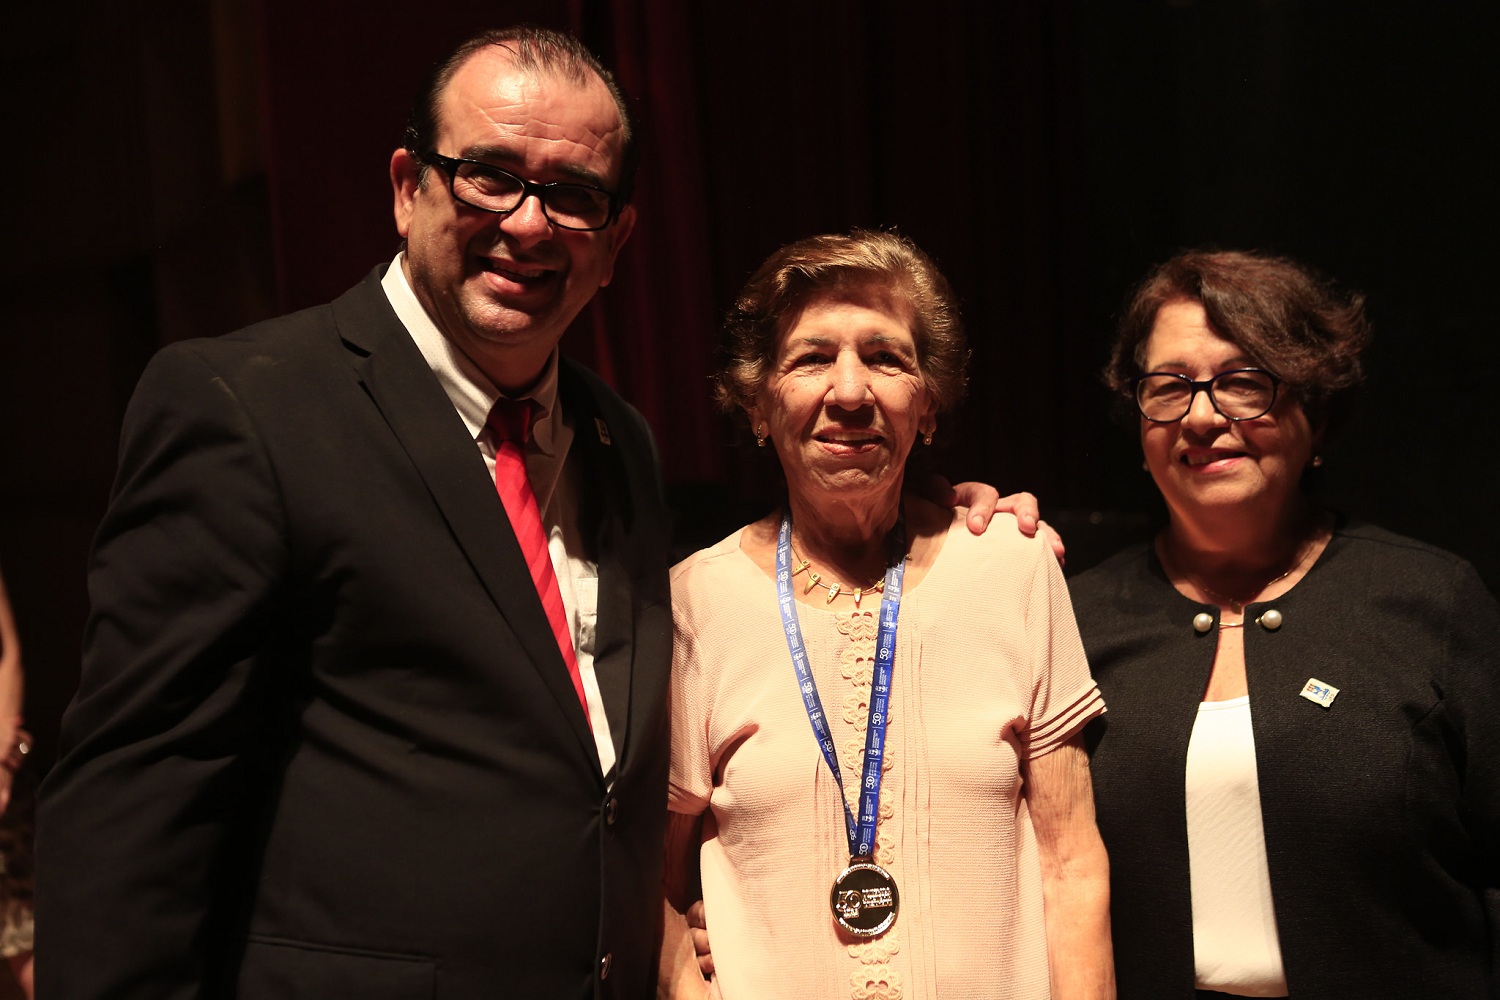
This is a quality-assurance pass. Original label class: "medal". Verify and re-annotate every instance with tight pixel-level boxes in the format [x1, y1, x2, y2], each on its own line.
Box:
[776, 511, 907, 938]
[831, 858, 900, 937]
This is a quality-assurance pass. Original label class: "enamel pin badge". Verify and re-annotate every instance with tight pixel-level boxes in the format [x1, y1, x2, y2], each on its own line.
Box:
[1299, 678, 1339, 709]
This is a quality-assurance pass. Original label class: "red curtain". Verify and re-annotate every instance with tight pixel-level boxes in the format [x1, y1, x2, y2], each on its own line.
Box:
[259, 1, 1089, 498]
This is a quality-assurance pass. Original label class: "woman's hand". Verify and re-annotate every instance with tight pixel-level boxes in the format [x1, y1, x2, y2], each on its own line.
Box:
[0, 722, 29, 816]
[686, 900, 714, 978]
[917, 478, 1066, 563]
[660, 813, 715, 999]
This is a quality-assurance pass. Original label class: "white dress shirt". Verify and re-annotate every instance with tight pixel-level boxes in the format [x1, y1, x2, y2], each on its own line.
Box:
[381, 255, 616, 778]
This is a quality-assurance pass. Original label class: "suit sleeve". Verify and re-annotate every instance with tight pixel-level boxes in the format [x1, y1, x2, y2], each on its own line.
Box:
[37, 343, 293, 999]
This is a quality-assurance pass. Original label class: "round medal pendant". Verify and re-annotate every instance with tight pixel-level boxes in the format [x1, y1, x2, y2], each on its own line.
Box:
[830, 859, 899, 937]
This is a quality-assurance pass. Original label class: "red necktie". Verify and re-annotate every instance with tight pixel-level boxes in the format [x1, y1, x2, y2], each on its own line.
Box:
[487, 398, 591, 728]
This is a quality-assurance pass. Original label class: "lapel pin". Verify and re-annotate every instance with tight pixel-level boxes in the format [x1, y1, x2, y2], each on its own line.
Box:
[1299, 677, 1339, 709]
[594, 417, 612, 446]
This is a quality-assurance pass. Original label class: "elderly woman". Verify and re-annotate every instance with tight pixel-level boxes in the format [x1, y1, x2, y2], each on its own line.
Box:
[1072, 250, 1500, 999]
[660, 231, 1113, 1000]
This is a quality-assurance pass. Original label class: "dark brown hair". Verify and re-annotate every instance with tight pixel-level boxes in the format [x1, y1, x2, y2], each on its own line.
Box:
[713, 230, 968, 415]
[1106, 249, 1372, 427]
[403, 26, 638, 203]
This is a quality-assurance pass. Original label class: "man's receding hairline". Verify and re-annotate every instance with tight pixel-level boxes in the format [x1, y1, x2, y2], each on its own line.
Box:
[432, 44, 627, 142]
[490, 38, 600, 89]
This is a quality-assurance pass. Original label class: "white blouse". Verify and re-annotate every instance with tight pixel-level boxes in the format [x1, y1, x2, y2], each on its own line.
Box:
[1185, 695, 1288, 997]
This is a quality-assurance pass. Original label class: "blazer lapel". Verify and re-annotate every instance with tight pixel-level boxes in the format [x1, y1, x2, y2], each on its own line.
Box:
[330, 272, 599, 765]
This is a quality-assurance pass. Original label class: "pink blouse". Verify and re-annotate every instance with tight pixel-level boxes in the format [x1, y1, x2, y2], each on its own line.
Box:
[669, 512, 1105, 1000]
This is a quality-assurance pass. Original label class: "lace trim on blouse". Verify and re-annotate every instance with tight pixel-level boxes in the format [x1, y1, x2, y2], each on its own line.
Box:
[835, 609, 903, 1000]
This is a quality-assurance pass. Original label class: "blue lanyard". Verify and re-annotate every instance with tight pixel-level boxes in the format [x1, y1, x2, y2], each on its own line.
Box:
[775, 511, 905, 859]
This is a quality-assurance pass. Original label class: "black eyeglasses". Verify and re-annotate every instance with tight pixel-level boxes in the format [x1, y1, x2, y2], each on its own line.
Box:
[1133, 368, 1282, 423]
[419, 151, 620, 232]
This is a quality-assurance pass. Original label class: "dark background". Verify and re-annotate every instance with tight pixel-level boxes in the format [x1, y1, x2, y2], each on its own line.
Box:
[4, 0, 1496, 771]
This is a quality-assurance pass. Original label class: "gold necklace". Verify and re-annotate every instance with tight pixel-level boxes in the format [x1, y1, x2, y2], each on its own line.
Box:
[1194, 561, 1300, 615]
[788, 545, 886, 606]
[1166, 528, 1323, 626]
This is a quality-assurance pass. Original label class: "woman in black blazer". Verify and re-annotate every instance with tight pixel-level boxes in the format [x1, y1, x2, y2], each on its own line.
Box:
[1071, 249, 1499, 999]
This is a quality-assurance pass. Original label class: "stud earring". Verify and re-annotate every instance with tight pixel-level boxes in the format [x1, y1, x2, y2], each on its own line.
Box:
[1310, 455, 1324, 468]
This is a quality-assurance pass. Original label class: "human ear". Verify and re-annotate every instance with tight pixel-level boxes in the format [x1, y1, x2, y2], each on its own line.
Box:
[391, 148, 422, 238]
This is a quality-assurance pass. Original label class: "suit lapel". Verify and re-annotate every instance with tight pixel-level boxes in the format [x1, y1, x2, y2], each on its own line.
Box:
[330, 272, 599, 767]
[559, 366, 635, 767]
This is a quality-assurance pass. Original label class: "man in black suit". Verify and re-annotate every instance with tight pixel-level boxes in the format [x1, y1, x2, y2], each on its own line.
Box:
[38, 27, 668, 998]
[36, 25, 1031, 999]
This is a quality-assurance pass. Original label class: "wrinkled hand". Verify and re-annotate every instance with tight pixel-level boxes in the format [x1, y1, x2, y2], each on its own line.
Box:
[687, 899, 714, 978]
[3, 726, 30, 773]
[0, 726, 27, 817]
[921, 478, 1066, 564]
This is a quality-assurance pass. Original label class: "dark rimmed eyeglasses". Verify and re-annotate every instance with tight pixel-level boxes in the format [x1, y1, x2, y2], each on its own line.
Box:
[418, 150, 621, 232]
[1132, 368, 1282, 423]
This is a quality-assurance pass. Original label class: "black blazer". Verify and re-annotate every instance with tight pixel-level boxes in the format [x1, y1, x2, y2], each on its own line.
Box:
[1072, 520, 1499, 999]
[37, 268, 673, 999]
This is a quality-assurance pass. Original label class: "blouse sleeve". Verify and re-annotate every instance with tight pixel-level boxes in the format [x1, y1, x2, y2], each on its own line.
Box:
[667, 582, 714, 817]
[1023, 542, 1106, 759]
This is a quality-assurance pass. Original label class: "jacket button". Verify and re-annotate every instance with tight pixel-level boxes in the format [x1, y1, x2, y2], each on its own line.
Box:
[599, 952, 613, 979]
[605, 796, 619, 825]
[1258, 608, 1284, 631]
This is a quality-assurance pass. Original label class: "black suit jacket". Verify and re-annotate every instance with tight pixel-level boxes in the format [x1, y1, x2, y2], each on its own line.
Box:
[37, 267, 673, 998]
